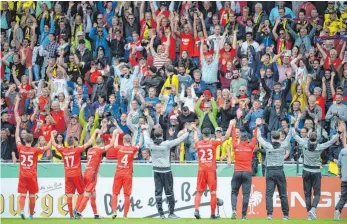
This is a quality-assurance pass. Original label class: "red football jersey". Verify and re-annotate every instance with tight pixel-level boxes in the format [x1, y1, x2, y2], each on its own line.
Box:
[57, 146, 85, 177]
[17, 144, 42, 178]
[114, 145, 139, 176]
[179, 32, 194, 55]
[195, 140, 222, 172]
[84, 147, 104, 176]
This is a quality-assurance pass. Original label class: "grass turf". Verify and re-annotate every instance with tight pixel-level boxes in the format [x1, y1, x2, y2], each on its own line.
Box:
[1, 218, 344, 224]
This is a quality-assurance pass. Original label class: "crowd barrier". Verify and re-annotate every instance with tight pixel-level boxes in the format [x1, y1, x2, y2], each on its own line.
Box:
[1, 163, 346, 218]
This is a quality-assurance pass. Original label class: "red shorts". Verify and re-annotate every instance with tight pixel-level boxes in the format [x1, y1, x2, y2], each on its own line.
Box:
[65, 175, 85, 194]
[112, 174, 133, 196]
[18, 176, 39, 194]
[196, 170, 217, 192]
[84, 174, 97, 192]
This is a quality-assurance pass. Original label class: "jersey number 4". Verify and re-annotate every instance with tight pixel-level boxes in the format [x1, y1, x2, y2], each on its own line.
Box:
[20, 155, 33, 167]
[121, 154, 128, 167]
[199, 149, 213, 161]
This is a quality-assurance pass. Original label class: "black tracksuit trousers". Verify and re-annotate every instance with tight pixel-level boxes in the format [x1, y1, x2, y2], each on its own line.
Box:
[154, 171, 175, 215]
[231, 171, 252, 217]
[266, 166, 289, 216]
[302, 170, 321, 212]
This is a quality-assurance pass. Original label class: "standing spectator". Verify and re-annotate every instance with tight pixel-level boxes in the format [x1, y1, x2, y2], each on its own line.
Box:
[195, 96, 218, 134]
[200, 39, 219, 97]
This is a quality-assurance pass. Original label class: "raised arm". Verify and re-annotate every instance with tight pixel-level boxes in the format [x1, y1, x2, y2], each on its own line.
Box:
[15, 121, 21, 144]
[82, 129, 100, 149]
[166, 131, 189, 148]
[316, 42, 327, 60]
[256, 125, 272, 149]
[316, 134, 339, 151]
[143, 128, 154, 148]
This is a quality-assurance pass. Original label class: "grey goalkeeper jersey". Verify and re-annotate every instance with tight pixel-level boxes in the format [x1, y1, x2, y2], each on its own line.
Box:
[290, 127, 339, 173]
[257, 128, 290, 167]
[143, 130, 189, 173]
[338, 148, 347, 182]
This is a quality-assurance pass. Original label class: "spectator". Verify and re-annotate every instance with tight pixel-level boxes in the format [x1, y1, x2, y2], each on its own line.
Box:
[195, 96, 218, 134]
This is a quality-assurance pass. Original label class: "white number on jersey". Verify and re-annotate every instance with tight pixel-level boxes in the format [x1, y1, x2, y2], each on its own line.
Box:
[64, 156, 75, 168]
[86, 155, 92, 166]
[20, 155, 34, 167]
[120, 154, 129, 167]
[199, 149, 213, 161]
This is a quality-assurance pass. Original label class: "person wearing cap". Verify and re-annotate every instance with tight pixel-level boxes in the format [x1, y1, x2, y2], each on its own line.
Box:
[73, 31, 92, 52]
[229, 119, 258, 220]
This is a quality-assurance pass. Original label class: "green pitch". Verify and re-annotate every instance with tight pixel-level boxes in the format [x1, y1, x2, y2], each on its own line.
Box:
[1, 218, 344, 224]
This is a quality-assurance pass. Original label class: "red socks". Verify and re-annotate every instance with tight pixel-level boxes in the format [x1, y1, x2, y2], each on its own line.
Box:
[77, 196, 89, 213]
[19, 195, 26, 211]
[29, 197, 36, 216]
[211, 194, 217, 215]
[112, 194, 118, 213]
[67, 197, 73, 217]
[90, 197, 98, 215]
[75, 194, 84, 211]
[124, 195, 130, 217]
[194, 192, 202, 210]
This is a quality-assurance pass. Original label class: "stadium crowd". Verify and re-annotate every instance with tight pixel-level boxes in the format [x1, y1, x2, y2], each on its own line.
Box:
[1, 0, 347, 172]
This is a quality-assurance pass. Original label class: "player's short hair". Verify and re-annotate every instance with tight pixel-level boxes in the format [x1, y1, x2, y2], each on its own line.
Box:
[95, 137, 105, 146]
[67, 137, 74, 146]
[154, 128, 163, 138]
[271, 131, 280, 140]
[123, 134, 131, 143]
[24, 133, 33, 144]
[309, 132, 317, 142]
[240, 132, 249, 141]
[202, 128, 211, 138]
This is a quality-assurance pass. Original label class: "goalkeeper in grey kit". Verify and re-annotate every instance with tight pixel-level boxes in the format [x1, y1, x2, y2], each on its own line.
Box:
[290, 116, 341, 221]
[142, 124, 190, 219]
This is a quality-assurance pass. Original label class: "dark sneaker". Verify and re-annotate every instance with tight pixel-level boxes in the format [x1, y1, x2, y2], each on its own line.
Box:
[231, 211, 237, 219]
[210, 214, 219, 219]
[194, 210, 201, 219]
[168, 213, 180, 219]
[75, 212, 83, 219]
[112, 212, 117, 219]
[20, 213, 26, 220]
[94, 215, 103, 219]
